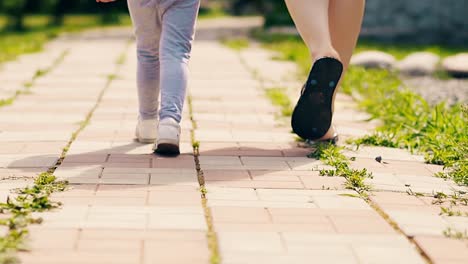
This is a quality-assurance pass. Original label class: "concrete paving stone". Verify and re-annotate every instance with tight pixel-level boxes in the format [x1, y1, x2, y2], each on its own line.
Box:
[307, 194, 370, 210]
[147, 213, 207, 230]
[147, 190, 202, 206]
[108, 154, 153, 164]
[2, 154, 59, 168]
[301, 175, 347, 190]
[203, 170, 251, 181]
[66, 141, 113, 154]
[19, 250, 140, 264]
[385, 211, 449, 236]
[77, 239, 141, 252]
[282, 233, 411, 248]
[214, 222, 336, 233]
[413, 235, 468, 264]
[80, 228, 207, 241]
[54, 165, 103, 179]
[144, 240, 210, 264]
[94, 184, 147, 197]
[349, 157, 388, 172]
[352, 245, 426, 264]
[205, 187, 258, 201]
[206, 180, 305, 189]
[0, 167, 46, 179]
[26, 228, 79, 250]
[91, 196, 148, 206]
[211, 207, 270, 223]
[343, 146, 425, 162]
[218, 232, 285, 253]
[199, 156, 242, 165]
[207, 199, 318, 209]
[249, 170, 304, 182]
[20, 141, 68, 154]
[62, 154, 109, 163]
[103, 167, 195, 175]
[370, 191, 426, 206]
[100, 173, 149, 185]
[0, 142, 25, 154]
[382, 160, 434, 176]
[104, 162, 151, 168]
[330, 214, 396, 234]
[149, 171, 198, 186]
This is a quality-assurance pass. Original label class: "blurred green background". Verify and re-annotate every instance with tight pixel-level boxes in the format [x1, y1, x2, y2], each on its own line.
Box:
[1, 0, 467, 45]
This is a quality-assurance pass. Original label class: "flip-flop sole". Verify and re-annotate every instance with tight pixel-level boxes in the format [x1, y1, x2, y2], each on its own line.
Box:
[291, 57, 343, 140]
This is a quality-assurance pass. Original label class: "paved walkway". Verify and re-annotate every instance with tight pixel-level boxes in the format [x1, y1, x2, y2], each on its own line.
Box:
[0, 19, 467, 264]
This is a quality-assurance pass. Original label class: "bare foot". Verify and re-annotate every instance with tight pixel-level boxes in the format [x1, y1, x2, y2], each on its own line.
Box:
[312, 47, 341, 63]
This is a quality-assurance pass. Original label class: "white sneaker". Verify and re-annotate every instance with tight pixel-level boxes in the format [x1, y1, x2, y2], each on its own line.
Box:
[135, 117, 158, 144]
[153, 118, 180, 155]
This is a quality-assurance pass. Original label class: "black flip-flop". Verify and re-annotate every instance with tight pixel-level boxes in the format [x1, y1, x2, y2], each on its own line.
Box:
[291, 57, 343, 140]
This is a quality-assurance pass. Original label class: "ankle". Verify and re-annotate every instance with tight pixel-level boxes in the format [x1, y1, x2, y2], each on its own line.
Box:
[311, 47, 341, 62]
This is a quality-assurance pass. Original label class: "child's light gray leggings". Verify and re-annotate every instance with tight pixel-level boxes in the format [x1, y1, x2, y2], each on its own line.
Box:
[127, 0, 200, 123]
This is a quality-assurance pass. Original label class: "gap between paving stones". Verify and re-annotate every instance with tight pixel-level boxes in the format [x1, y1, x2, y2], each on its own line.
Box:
[0, 38, 132, 263]
[226, 40, 437, 263]
[0, 50, 69, 108]
[188, 93, 221, 264]
[367, 196, 433, 263]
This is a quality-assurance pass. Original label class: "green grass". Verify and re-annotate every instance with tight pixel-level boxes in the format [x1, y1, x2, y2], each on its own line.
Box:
[265, 87, 293, 117]
[198, 8, 228, 20]
[253, 31, 468, 186]
[222, 38, 250, 51]
[252, 30, 467, 72]
[355, 39, 466, 60]
[308, 142, 372, 193]
[0, 14, 130, 65]
[341, 68, 467, 185]
[0, 173, 68, 263]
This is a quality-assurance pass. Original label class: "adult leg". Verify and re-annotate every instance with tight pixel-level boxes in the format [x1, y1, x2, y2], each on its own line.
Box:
[284, 0, 339, 61]
[127, 0, 161, 120]
[158, 0, 200, 123]
[320, 0, 366, 138]
[329, 0, 366, 73]
[285, 0, 365, 140]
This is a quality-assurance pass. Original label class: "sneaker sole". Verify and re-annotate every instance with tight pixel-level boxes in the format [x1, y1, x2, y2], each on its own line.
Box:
[154, 143, 180, 156]
[291, 57, 343, 140]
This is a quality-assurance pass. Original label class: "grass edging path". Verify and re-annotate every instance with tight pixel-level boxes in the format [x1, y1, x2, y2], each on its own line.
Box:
[252, 31, 467, 186]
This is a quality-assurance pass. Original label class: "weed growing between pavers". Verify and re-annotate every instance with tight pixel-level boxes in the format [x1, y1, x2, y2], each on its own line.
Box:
[341, 67, 468, 186]
[443, 227, 468, 240]
[253, 31, 468, 186]
[265, 87, 293, 117]
[187, 94, 221, 264]
[0, 50, 68, 109]
[430, 191, 468, 217]
[0, 40, 131, 263]
[222, 38, 250, 51]
[307, 143, 373, 194]
[0, 51, 70, 263]
[0, 172, 68, 263]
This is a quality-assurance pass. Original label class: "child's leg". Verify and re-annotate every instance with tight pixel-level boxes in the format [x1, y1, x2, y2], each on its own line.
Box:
[158, 0, 200, 123]
[127, 0, 161, 120]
